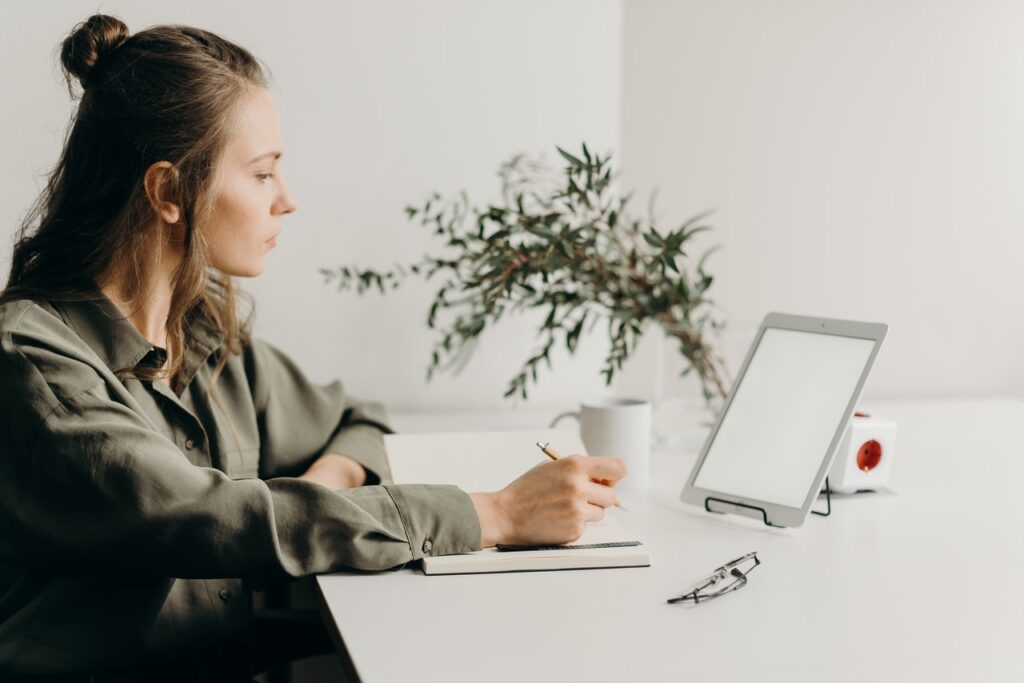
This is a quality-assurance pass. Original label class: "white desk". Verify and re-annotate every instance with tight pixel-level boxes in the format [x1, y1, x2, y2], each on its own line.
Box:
[316, 398, 1024, 682]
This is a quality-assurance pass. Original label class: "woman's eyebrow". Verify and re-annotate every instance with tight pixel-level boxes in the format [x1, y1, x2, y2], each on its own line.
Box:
[248, 151, 282, 165]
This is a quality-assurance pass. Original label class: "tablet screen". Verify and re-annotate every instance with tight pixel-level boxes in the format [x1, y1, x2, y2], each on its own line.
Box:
[692, 327, 876, 508]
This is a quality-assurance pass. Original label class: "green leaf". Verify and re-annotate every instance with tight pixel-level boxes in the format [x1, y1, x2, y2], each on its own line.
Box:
[679, 209, 714, 232]
[566, 313, 587, 353]
[527, 226, 558, 241]
[695, 245, 722, 274]
[681, 225, 712, 241]
[556, 146, 583, 166]
[486, 229, 508, 244]
[543, 306, 557, 329]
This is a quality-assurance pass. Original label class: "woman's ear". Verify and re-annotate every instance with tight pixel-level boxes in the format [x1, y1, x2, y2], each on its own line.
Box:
[143, 161, 182, 224]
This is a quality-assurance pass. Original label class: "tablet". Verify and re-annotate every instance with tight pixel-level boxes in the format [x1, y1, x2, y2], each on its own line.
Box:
[680, 313, 887, 527]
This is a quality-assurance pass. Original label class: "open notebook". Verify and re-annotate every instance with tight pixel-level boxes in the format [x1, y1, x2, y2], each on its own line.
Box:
[385, 428, 651, 575]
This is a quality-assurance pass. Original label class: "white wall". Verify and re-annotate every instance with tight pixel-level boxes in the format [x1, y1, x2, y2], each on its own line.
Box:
[2, 1, 624, 411]
[7, 1, 1020, 414]
[623, 0, 1024, 402]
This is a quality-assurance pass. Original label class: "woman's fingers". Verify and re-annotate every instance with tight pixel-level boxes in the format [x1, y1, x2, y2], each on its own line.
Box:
[559, 455, 626, 505]
[583, 502, 607, 524]
[576, 454, 629, 485]
[582, 479, 620, 509]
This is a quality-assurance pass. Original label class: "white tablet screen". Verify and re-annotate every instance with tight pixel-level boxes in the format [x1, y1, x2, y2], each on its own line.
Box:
[692, 327, 875, 508]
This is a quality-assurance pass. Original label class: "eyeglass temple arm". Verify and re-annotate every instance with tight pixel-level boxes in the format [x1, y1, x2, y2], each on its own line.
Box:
[666, 576, 720, 604]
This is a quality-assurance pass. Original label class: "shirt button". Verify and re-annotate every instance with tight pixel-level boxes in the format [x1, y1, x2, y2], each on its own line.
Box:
[218, 588, 232, 601]
[184, 439, 196, 450]
[421, 539, 433, 554]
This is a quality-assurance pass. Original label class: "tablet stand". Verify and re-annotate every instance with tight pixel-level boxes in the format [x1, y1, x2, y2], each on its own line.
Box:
[812, 477, 832, 518]
[703, 477, 832, 528]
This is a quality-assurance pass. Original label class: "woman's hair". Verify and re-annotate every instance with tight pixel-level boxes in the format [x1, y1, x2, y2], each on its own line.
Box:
[3, 14, 269, 390]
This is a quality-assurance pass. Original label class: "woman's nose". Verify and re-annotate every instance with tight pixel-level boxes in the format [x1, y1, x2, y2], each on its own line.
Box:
[276, 181, 298, 215]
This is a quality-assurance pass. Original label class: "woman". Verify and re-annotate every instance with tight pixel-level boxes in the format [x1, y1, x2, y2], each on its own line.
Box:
[0, 14, 626, 681]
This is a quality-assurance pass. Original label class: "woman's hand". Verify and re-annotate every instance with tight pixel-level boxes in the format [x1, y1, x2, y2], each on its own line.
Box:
[297, 453, 368, 490]
[470, 455, 628, 548]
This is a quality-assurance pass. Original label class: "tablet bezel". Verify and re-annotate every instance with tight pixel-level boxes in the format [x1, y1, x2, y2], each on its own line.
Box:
[680, 312, 888, 527]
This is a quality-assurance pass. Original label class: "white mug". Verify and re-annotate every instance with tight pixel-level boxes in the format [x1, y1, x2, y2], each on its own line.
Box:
[551, 398, 652, 491]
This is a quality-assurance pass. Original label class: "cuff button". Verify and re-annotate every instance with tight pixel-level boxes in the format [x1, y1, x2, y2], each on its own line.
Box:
[421, 539, 433, 554]
[218, 588, 232, 601]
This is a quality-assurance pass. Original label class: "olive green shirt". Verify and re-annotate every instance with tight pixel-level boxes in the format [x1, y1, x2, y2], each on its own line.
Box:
[0, 294, 482, 675]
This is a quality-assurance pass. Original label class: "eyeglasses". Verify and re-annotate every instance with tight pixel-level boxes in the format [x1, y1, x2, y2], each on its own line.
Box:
[667, 552, 761, 605]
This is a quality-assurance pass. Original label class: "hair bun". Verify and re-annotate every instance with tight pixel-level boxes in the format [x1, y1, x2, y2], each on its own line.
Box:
[61, 14, 130, 90]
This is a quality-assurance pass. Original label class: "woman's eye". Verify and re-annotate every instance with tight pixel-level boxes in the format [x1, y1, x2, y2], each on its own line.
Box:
[256, 173, 274, 182]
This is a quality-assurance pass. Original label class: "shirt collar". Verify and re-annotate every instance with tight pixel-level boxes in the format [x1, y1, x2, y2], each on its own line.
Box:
[54, 291, 225, 384]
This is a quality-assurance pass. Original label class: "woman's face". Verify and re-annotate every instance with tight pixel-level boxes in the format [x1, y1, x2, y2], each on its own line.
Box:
[202, 87, 298, 277]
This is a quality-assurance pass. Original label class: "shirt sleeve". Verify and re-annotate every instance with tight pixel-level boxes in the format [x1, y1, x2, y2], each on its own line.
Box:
[246, 337, 392, 484]
[0, 325, 482, 578]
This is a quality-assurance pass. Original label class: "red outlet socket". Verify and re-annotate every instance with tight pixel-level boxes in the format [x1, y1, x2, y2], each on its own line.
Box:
[856, 440, 882, 472]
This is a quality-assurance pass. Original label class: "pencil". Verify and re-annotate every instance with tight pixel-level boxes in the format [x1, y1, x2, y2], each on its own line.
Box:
[536, 441, 562, 461]
[535, 442, 627, 510]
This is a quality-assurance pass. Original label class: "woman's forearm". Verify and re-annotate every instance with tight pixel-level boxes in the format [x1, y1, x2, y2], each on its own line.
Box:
[297, 452, 368, 490]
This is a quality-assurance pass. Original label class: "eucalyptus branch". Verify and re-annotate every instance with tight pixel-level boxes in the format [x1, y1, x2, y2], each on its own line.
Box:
[321, 143, 730, 406]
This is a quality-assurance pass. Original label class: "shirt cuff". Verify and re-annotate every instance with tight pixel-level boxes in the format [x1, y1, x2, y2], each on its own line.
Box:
[324, 424, 392, 485]
[383, 484, 483, 559]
